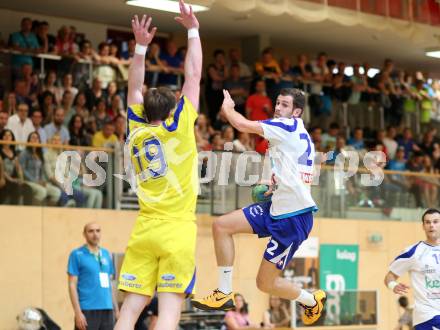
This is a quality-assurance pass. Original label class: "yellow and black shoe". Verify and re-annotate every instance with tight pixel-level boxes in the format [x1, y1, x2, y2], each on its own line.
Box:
[300, 290, 327, 325]
[191, 289, 235, 311]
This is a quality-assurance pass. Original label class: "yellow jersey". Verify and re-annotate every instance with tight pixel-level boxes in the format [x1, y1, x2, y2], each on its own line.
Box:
[127, 95, 199, 221]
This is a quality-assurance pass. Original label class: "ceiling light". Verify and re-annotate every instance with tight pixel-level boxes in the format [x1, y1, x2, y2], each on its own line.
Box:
[426, 50, 440, 58]
[126, 0, 209, 13]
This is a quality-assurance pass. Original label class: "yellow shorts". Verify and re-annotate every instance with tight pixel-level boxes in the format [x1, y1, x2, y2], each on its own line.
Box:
[118, 216, 197, 297]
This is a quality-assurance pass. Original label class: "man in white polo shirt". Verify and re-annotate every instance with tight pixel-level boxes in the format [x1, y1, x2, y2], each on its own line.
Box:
[385, 208, 440, 329]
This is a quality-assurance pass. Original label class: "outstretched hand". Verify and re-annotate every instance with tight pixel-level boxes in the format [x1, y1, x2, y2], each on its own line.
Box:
[131, 15, 157, 46]
[222, 89, 235, 110]
[174, 0, 200, 30]
[393, 282, 410, 295]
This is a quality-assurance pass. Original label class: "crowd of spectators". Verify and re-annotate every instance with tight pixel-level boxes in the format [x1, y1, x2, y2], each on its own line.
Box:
[1, 16, 440, 208]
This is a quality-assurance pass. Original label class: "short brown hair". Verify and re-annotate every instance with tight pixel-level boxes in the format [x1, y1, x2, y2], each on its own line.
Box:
[279, 88, 306, 116]
[144, 87, 176, 122]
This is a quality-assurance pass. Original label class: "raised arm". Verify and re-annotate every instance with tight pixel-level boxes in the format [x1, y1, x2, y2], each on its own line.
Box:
[221, 89, 263, 136]
[127, 15, 157, 106]
[175, 0, 202, 110]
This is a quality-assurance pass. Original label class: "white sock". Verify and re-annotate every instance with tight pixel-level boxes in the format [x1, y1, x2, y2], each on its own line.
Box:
[218, 266, 233, 294]
[296, 290, 316, 307]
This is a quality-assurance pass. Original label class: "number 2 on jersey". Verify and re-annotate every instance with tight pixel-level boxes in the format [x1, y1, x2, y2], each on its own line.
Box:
[132, 138, 168, 179]
[298, 133, 312, 166]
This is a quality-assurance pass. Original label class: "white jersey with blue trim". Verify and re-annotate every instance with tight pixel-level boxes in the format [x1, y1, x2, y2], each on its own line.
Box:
[389, 241, 440, 326]
[260, 117, 317, 218]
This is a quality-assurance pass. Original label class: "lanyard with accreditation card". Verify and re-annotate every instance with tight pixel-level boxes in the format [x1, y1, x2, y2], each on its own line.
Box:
[88, 246, 110, 288]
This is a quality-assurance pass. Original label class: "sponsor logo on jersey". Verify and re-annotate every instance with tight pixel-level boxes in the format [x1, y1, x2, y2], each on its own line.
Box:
[161, 274, 176, 281]
[158, 283, 183, 288]
[122, 273, 137, 281]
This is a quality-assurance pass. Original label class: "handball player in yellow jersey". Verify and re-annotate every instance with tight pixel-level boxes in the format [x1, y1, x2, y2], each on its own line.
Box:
[114, 1, 202, 329]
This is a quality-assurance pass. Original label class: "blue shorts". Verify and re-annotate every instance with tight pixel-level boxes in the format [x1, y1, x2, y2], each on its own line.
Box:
[242, 202, 313, 270]
[415, 316, 440, 329]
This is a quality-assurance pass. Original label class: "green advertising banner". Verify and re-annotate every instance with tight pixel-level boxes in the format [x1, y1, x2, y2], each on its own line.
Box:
[319, 244, 359, 325]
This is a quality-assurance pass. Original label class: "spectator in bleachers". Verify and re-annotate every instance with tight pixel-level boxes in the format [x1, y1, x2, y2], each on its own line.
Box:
[39, 91, 56, 125]
[85, 116, 98, 137]
[57, 73, 78, 102]
[292, 54, 313, 86]
[6, 103, 34, 149]
[105, 81, 124, 113]
[211, 132, 225, 151]
[419, 129, 438, 155]
[19, 131, 64, 206]
[145, 43, 166, 87]
[72, 92, 90, 121]
[228, 48, 251, 81]
[222, 125, 235, 144]
[224, 293, 257, 330]
[94, 42, 117, 89]
[206, 49, 227, 123]
[44, 133, 84, 207]
[41, 71, 61, 101]
[245, 80, 272, 121]
[9, 17, 42, 77]
[232, 132, 254, 152]
[14, 80, 32, 110]
[55, 25, 78, 56]
[255, 47, 281, 103]
[74, 40, 99, 88]
[20, 64, 39, 103]
[321, 122, 340, 151]
[31, 110, 47, 144]
[347, 127, 365, 150]
[0, 129, 32, 205]
[158, 40, 184, 88]
[397, 127, 420, 159]
[0, 111, 9, 135]
[407, 152, 424, 208]
[4, 92, 17, 115]
[120, 38, 135, 60]
[69, 114, 91, 147]
[109, 42, 120, 61]
[61, 90, 75, 126]
[385, 146, 408, 185]
[224, 64, 248, 116]
[85, 78, 103, 110]
[44, 107, 70, 144]
[114, 115, 126, 143]
[310, 127, 323, 152]
[109, 94, 125, 119]
[263, 296, 290, 328]
[195, 113, 215, 151]
[92, 98, 111, 131]
[279, 57, 295, 90]
[326, 135, 347, 165]
[35, 21, 55, 53]
[348, 63, 368, 128]
[383, 125, 398, 159]
[92, 120, 117, 148]
[420, 154, 438, 208]
[332, 61, 352, 103]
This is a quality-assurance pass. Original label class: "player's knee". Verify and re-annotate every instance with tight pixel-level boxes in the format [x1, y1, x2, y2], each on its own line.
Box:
[212, 216, 228, 235]
[256, 274, 273, 293]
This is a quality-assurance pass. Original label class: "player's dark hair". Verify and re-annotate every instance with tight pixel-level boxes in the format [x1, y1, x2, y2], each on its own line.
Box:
[144, 87, 176, 122]
[398, 296, 409, 308]
[279, 88, 306, 117]
[422, 208, 440, 223]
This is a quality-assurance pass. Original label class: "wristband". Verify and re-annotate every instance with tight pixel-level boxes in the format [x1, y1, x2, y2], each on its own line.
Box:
[135, 44, 148, 56]
[188, 28, 199, 39]
[387, 281, 398, 291]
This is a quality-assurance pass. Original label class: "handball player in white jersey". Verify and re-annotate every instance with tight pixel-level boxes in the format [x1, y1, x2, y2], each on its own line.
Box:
[192, 88, 326, 325]
[385, 208, 440, 330]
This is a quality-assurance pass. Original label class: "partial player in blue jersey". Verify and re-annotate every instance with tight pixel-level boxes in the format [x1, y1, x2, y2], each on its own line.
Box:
[192, 88, 326, 325]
